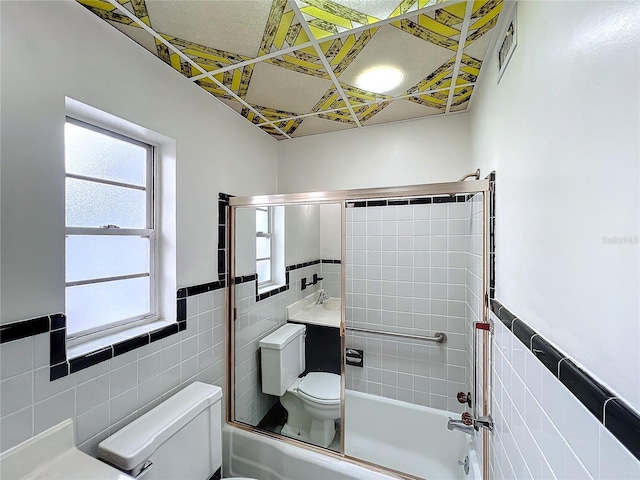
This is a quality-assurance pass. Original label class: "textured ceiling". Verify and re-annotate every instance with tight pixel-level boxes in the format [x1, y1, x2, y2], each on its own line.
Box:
[78, 0, 504, 140]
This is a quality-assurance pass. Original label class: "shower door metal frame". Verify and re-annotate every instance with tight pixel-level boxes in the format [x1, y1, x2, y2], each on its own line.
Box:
[226, 179, 492, 480]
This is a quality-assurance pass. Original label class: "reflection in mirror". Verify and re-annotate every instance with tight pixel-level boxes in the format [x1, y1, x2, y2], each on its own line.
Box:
[233, 203, 342, 452]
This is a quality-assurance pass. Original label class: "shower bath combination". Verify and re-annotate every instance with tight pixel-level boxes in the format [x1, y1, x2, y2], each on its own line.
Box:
[226, 171, 494, 480]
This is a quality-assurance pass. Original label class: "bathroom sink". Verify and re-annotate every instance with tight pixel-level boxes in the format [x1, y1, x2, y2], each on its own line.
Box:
[0, 419, 133, 479]
[317, 298, 340, 312]
[287, 291, 341, 328]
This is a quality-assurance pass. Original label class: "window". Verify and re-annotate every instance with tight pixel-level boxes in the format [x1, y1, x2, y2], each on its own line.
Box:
[256, 207, 273, 286]
[255, 206, 285, 292]
[65, 118, 155, 338]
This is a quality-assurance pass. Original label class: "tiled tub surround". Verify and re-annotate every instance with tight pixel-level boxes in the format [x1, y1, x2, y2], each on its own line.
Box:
[345, 197, 472, 413]
[234, 262, 322, 426]
[490, 302, 640, 480]
[0, 288, 227, 454]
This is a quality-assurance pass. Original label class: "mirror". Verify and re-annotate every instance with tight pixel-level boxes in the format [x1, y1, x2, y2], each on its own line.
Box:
[232, 202, 343, 452]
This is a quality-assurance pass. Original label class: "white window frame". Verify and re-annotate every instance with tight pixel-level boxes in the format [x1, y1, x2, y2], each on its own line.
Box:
[256, 206, 274, 288]
[65, 116, 157, 340]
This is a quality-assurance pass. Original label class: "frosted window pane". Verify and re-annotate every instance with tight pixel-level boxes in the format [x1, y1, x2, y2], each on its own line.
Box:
[256, 237, 271, 259]
[66, 236, 149, 282]
[257, 260, 271, 283]
[66, 178, 146, 228]
[256, 210, 269, 233]
[65, 122, 146, 186]
[66, 277, 150, 335]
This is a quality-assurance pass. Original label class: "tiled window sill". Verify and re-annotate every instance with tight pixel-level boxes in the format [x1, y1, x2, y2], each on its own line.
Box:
[50, 318, 182, 381]
[257, 283, 285, 295]
[67, 320, 176, 360]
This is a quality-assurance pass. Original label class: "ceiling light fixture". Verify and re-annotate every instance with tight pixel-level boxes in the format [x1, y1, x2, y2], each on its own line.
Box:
[355, 65, 404, 93]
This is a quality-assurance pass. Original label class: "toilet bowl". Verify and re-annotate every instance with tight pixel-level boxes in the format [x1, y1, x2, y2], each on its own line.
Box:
[259, 324, 341, 448]
[280, 373, 341, 447]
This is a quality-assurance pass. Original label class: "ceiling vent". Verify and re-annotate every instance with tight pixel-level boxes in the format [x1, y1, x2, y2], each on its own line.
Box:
[497, 5, 517, 83]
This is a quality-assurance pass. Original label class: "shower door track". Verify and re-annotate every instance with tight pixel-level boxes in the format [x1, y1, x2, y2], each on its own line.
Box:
[345, 327, 447, 344]
[227, 179, 489, 207]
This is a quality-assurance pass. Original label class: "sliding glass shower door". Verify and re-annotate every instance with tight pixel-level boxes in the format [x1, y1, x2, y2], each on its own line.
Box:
[343, 192, 487, 478]
[227, 180, 491, 479]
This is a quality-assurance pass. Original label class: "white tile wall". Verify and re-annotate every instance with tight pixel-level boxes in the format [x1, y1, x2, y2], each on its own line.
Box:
[345, 201, 471, 413]
[320, 263, 341, 299]
[0, 289, 227, 455]
[491, 314, 640, 480]
[234, 264, 321, 426]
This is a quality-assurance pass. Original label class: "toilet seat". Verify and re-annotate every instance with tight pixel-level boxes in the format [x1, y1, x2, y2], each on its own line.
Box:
[297, 372, 340, 404]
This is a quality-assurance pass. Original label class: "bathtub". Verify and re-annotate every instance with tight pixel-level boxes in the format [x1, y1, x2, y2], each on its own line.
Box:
[223, 391, 481, 480]
[223, 425, 398, 480]
[345, 390, 480, 480]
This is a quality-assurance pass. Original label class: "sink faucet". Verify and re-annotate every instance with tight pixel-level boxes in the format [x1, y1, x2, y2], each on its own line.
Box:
[447, 417, 475, 435]
[315, 290, 330, 305]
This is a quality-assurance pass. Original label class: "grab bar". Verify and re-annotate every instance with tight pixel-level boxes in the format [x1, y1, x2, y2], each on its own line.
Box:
[345, 327, 447, 344]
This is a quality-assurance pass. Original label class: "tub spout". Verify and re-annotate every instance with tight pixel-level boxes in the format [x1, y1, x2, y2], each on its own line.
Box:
[447, 417, 475, 435]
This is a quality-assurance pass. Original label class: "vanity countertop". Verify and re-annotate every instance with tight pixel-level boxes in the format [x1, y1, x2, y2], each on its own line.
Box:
[287, 292, 340, 328]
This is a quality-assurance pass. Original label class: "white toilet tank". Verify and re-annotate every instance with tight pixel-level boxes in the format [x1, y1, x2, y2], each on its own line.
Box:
[97, 382, 224, 480]
[259, 323, 306, 396]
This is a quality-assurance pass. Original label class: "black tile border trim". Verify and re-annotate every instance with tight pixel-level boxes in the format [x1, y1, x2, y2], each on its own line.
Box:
[256, 260, 323, 302]
[491, 298, 640, 461]
[285, 259, 321, 271]
[321, 259, 342, 264]
[0, 315, 50, 343]
[69, 346, 113, 375]
[346, 194, 469, 208]
[235, 274, 258, 284]
[235, 259, 334, 302]
[605, 399, 640, 460]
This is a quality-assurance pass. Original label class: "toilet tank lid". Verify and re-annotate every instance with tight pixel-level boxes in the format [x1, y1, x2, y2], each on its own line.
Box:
[259, 323, 305, 350]
[97, 382, 222, 471]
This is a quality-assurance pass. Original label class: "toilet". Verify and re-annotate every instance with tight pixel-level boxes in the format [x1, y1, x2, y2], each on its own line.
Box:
[97, 382, 254, 480]
[259, 323, 341, 448]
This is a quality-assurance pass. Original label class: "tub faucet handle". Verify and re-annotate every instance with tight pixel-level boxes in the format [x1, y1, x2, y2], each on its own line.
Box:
[456, 391, 472, 407]
[461, 412, 473, 426]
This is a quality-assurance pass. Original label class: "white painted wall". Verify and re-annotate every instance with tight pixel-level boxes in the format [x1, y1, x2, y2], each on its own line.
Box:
[319, 203, 342, 260]
[234, 208, 257, 277]
[0, 0, 278, 324]
[276, 114, 471, 193]
[470, 1, 640, 410]
[285, 204, 320, 265]
[234, 204, 321, 276]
